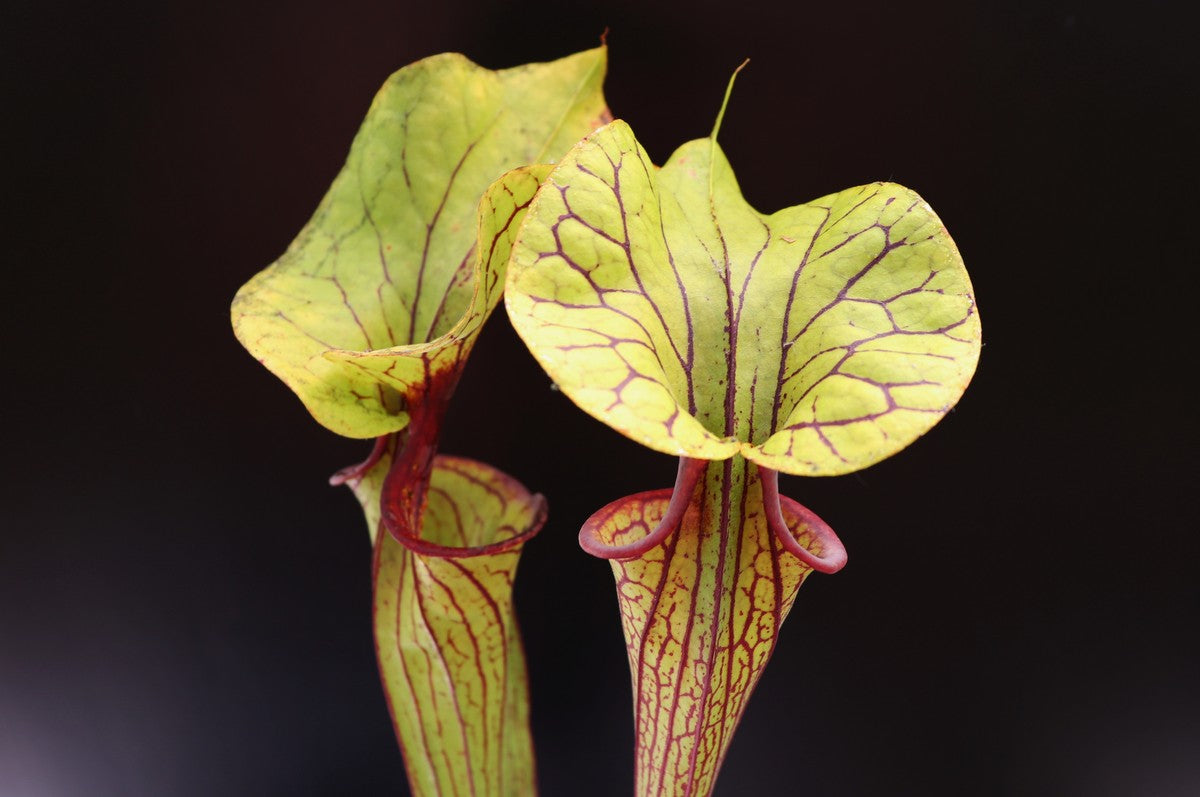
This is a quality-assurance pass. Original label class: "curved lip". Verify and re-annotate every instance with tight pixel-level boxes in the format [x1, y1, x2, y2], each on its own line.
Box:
[390, 455, 549, 559]
[761, 468, 848, 574]
[579, 457, 706, 560]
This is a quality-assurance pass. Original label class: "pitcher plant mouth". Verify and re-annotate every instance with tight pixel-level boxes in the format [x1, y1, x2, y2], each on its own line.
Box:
[578, 457, 706, 559]
[335, 435, 548, 557]
[387, 452, 548, 559]
[581, 456, 846, 574]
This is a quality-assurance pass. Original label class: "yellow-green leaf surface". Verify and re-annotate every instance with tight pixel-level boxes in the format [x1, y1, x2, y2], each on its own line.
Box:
[233, 47, 607, 438]
[348, 444, 547, 797]
[580, 457, 843, 797]
[506, 119, 980, 474]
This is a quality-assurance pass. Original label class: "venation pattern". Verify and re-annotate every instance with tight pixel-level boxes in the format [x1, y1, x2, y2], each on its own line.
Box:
[507, 120, 980, 475]
[233, 50, 607, 438]
[361, 453, 545, 797]
[584, 459, 831, 797]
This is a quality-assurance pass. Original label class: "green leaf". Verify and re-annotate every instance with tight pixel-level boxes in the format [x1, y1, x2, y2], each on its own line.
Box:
[233, 48, 608, 438]
[348, 443, 547, 797]
[505, 119, 980, 474]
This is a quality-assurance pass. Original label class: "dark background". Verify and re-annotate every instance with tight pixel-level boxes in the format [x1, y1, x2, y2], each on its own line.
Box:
[3, 1, 1196, 795]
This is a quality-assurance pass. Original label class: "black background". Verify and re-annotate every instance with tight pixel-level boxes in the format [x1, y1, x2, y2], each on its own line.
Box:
[3, 1, 1197, 795]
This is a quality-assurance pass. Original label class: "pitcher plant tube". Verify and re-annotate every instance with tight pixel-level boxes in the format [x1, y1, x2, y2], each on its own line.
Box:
[504, 66, 982, 796]
[232, 47, 609, 796]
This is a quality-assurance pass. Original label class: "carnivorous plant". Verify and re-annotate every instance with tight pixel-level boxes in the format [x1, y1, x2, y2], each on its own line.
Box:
[504, 67, 981, 796]
[232, 47, 609, 796]
[233, 45, 980, 797]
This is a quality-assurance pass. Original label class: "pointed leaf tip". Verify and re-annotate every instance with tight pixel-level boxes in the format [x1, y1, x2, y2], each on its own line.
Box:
[710, 58, 750, 141]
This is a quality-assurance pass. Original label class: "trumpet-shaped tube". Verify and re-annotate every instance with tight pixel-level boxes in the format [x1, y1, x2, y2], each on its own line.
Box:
[349, 437, 547, 797]
[581, 457, 844, 797]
